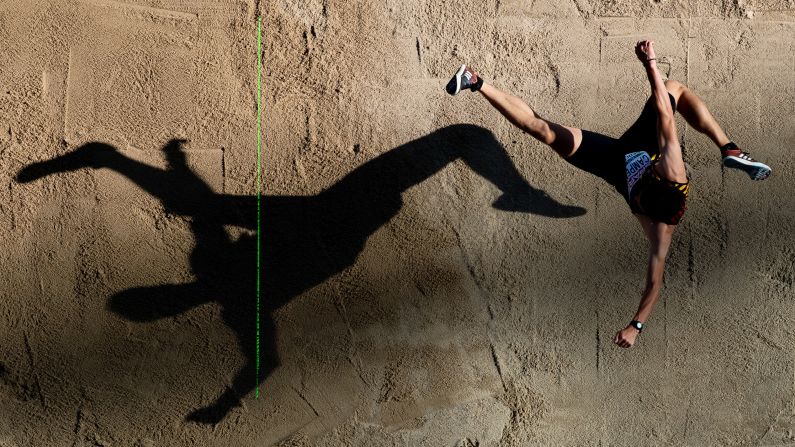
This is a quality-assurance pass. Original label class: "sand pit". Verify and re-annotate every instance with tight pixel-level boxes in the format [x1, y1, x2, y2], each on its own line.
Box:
[0, 0, 794, 445]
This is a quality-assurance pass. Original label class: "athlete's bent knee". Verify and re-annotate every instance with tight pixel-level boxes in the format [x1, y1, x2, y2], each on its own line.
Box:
[664, 79, 681, 89]
[664, 79, 688, 107]
[664, 79, 687, 95]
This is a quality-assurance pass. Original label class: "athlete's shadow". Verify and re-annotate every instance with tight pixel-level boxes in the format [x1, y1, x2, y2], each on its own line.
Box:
[15, 124, 586, 425]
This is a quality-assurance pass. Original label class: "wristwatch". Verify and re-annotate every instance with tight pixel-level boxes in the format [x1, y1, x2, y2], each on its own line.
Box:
[630, 320, 644, 332]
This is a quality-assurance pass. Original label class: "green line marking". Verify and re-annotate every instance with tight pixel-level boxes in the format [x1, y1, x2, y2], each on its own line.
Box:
[255, 14, 262, 399]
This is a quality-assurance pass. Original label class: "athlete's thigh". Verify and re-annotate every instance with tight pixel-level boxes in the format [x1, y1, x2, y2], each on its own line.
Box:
[562, 128, 623, 188]
[619, 91, 677, 150]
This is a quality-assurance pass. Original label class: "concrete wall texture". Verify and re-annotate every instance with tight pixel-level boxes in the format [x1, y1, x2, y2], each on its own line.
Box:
[0, 0, 794, 445]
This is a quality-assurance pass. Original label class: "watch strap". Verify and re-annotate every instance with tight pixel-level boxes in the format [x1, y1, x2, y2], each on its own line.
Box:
[630, 320, 644, 332]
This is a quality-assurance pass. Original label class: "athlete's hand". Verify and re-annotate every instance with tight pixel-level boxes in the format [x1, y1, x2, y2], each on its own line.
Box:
[614, 326, 639, 348]
[635, 40, 656, 63]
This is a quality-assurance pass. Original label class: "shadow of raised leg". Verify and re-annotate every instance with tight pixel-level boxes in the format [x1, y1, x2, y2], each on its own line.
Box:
[16, 142, 116, 183]
[445, 124, 587, 217]
[108, 283, 211, 322]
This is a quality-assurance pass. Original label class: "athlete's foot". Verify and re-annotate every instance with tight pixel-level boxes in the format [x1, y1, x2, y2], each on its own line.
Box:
[721, 144, 772, 181]
[445, 64, 483, 95]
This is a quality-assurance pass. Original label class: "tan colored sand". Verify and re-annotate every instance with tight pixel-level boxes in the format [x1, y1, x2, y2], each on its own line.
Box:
[0, 0, 793, 445]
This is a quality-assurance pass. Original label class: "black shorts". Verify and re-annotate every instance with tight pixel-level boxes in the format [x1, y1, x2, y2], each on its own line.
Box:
[565, 93, 678, 203]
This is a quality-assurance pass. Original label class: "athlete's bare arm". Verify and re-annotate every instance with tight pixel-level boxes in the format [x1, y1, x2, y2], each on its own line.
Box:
[614, 214, 674, 348]
[636, 224, 673, 321]
[636, 40, 687, 183]
[614, 40, 683, 349]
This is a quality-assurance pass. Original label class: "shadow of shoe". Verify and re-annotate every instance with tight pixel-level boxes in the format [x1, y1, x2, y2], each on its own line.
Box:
[492, 190, 586, 218]
[185, 388, 239, 425]
[108, 284, 211, 322]
[185, 405, 226, 425]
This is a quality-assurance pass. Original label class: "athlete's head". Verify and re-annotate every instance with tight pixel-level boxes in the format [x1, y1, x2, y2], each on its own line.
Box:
[635, 178, 687, 225]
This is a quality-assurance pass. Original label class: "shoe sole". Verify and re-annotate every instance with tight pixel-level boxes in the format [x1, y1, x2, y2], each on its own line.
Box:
[446, 64, 466, 96]
[723, 156, 772, 181]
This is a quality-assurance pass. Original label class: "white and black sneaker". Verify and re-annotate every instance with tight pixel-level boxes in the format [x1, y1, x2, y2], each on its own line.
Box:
[445, 64, 482, 95]
[721, 144, 771, 181]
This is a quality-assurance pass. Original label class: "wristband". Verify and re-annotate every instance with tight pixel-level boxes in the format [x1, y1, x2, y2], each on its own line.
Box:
[645, 58, 657, 64]
[630, 320, 644, 332]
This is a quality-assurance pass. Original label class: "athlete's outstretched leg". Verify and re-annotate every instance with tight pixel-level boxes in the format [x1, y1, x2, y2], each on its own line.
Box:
[446, 65, 582, 158]
[477, 83, 583, 158]
[664, 79, 771, 180]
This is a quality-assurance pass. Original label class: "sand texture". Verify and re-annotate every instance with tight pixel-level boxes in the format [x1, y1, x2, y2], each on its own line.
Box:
[0, 0, 794, 445]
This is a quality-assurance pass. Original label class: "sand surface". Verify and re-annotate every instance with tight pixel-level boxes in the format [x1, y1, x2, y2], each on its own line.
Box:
[1, 0, 794, 445]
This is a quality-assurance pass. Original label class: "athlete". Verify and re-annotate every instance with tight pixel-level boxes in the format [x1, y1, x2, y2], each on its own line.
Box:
[446, 40, 771, 349]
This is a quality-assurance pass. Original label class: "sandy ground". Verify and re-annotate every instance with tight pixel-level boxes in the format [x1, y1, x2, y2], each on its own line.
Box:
[0, 0, 794, 445]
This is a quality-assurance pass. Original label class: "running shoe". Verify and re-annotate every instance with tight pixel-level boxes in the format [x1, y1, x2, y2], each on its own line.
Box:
[445, 64, 480, 95]
[722, 146, 772, 181]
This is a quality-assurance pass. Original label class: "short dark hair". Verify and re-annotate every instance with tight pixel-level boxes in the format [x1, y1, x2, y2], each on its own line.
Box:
[636, 178, 687, 225]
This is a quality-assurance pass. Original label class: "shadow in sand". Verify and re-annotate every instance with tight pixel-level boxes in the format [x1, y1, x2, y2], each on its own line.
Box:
[15, 124, 586, 424]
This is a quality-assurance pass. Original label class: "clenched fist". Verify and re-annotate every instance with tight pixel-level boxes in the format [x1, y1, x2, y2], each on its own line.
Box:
[614, 326, 639, 348]
[635, 39, 656, 63]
